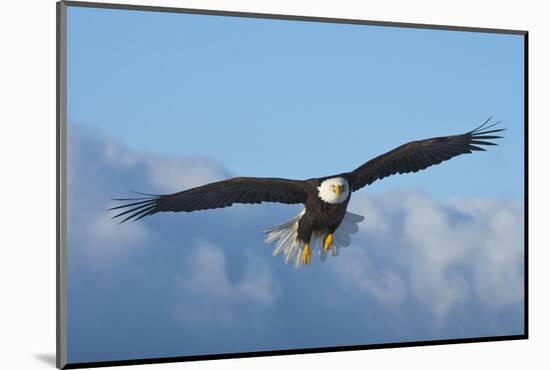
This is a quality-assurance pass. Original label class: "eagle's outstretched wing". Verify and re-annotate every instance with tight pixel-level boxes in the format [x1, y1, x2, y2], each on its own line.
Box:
[345, 117, 505, 192]
[109, 177, 308, 223]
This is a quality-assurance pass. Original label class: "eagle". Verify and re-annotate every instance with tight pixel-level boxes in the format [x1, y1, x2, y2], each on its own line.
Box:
[110, 118, 503, 268]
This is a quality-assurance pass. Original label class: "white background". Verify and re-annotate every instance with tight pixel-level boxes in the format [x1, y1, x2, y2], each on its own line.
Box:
[0, 0, 546, 369]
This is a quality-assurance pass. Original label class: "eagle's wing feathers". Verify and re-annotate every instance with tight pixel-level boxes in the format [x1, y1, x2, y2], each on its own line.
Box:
[345, 118, 505, 191]
[110, 177, 308, 223]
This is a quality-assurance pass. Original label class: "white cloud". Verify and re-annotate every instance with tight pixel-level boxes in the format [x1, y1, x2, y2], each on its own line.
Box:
[330, 247, 408, 306]
[401, 193, 474, 319]
[68, 125, 229, 261]
[334, 191, 524, 321]
[144, 155, 227, 193]
[83, 212, 149, 258]
[349, 194, 391, 235]
[452, 198, 525, 309]
[171, 240, 279, 328]
[70, 124, 229, 193]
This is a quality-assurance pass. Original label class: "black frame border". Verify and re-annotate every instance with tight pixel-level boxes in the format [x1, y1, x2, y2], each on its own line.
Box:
[56, 1, 529, 369]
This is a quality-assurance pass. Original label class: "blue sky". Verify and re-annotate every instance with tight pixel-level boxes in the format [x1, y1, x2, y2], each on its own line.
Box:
[67, 6, 524, 200]
[66, 5, 525, 365]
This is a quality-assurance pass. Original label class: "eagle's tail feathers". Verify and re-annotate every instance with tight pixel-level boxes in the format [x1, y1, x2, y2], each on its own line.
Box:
[263, 209, 364, 268]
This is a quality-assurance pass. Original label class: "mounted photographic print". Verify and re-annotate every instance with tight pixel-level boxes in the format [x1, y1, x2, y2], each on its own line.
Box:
[57, 1, 528, 368]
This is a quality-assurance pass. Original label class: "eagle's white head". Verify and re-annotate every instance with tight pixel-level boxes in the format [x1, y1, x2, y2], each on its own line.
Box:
[317, 177, 350, 204]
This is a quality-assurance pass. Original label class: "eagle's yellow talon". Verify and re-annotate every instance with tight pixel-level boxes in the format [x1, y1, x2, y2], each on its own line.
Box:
[302, 243, 311, 265]
[323, 234, 333, 251]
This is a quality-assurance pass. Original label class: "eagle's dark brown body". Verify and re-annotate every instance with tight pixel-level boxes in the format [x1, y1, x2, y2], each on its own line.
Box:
[298, 178, 351, 242]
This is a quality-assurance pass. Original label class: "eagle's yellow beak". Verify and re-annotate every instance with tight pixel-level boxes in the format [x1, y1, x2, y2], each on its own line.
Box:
[334, 184, 342, 196]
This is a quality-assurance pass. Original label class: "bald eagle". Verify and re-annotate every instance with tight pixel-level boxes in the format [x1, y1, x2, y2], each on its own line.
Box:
[110, 118, 503, 268]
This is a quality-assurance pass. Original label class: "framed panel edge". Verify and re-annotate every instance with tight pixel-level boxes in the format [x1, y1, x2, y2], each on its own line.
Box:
[57, 1, 68, 369]
[62, 0, 527, 35]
